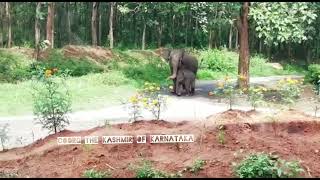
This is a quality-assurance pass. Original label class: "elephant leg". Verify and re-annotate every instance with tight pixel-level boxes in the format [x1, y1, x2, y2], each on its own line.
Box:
[175, 82, 182, 96]
[191, 79, 195, 95]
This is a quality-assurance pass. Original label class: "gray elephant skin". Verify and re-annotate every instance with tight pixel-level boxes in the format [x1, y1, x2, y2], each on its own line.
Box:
[160, 48, 198, 95]
[176, 68, 196, 96]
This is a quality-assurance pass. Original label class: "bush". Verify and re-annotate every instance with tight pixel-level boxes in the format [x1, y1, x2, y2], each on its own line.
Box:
[305, 64, 320, 85]
[134, 160, 180, 178]
[246, 86, 268, 110]
[188, 159, 206, 174]
[32, 50, 104, 77]
[234, 153, 304, 178]
[277, 78, 304, 109]
[0, 50, 32, 83]
[199, 49, 237, 72]
[32, 69, 72, 134]
[83, 169, 111, 178]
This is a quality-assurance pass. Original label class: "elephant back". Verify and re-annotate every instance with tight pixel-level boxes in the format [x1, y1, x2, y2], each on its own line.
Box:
[181, 54, 198, 74]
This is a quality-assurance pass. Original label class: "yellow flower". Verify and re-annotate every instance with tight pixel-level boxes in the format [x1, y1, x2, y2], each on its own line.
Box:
[239, 75, 246, 80]
[218, 82, 224, 88]
[143, 102, 148, 107]
[142, 98, 148, 102]
[156, 87, 160, 91]
[144, 82, 149, 86]
[169, 85, 173, 90]
[152, 100, 158, 105]
[129, 95, 138, 103]
[45, 69, 52, 77]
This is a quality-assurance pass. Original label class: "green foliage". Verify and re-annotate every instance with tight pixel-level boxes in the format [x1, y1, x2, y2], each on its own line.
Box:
[246, 86, 268, 110]
[188, 159, 206, 174]
[32, 69, 72, 134]
[217, 127, 226, 145]
[250, 2, 317, 46]
[277, 78, 304, 109]
[82, 169, 111, 178]
[0, 123, 9, 151]
[0, 171, 18, 178]
[234, 153, 305, 178]
[0, 50, 32, 83]
[199, 49, 236, 72]
[140, 82, 168, 120]
[31, 50, 104, 77]
[134, 160, 181, 178]
[210, 76, 241, 110]
[305, 64, 320, 85]
[122, 57, 170, 87]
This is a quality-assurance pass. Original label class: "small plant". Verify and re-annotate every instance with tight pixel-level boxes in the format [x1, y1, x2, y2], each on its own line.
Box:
[0, 123, 9, 151]
[188, 159, 206, 174]
[140, 82, 168, 120]
[210, 76, 241, 110]
[277, 78, 303, 110]
[246, 86, 268, 111]
[234, 152, 305, 178]
[0, 171, 18, 178]
[82, 169, 111, 178]
[32, 68, 72, 134]
[82, 144, 93, 152]
[125, 93, 144, 122]
[133, 160, 181, 178]
[217, 127, 226, 145]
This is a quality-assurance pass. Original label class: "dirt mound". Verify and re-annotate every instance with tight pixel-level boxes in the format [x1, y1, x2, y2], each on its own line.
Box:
[62, 45, 116, 63]
[1, 112, 320, 178]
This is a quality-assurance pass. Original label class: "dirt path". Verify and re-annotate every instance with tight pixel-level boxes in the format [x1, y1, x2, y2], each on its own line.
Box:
[0, 75, 308, 150]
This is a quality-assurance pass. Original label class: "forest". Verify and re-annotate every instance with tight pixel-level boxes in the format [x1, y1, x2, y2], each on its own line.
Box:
[0, 2, 319, 63]
[1, 2, 320, 178]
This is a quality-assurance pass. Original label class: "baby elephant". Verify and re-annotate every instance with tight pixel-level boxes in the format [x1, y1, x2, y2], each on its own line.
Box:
[176, 69, 196, 96]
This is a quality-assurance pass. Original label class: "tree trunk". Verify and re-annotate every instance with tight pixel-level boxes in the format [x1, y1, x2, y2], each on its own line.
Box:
[5, 2, 11, 48]
[1, 2, 4, 48]
[235, 28, 239, 51]
[91, 2, 99, 47]
[108, 2, 114, 49]
[157, 20, 162, 48]
[98, 12, 101, 46]
[208, 30, 212, 49]
[66, 2, 72, 44]
[228, 24, 233, 50]
[237, 2, 250, 89]
[35, 2, 41, 60]
[259, 39, 262, 53]
[46, 2, 55, 48]
[142, 22, 146, 50]
[171, 14, 175, 46]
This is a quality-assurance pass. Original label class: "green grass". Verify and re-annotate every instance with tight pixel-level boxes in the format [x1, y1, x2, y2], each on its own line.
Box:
[0, 48, 308, 117]
[197, 49, 306, 80]
[0, 72, 137, 116]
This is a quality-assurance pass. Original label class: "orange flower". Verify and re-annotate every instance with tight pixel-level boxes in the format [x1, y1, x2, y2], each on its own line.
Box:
[208, 92, 214, 96]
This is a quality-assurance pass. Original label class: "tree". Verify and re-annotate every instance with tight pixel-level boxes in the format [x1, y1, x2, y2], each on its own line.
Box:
[35, 2, 42, 60]
[46, 2, 55, 48]
[237, 2, 250, 89]
[108, 2, 115, 48]
[5, 2, 11, 48]
[91, 2, 99, 46]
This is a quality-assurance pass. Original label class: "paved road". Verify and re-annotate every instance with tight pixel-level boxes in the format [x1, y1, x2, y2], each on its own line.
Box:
[0, 75, 305, 149]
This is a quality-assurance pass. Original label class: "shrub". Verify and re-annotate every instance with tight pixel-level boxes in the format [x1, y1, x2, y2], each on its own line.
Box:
[188, 159, 206, 174]
[234, 153, 305, 178]
[0, 123, 9, 151]
[246, 86, 268, 110]
[32, 68, 72, 134]
[125, 93, 144, 122]
[199, 49, 237, 72]
[83, 169, 111, 178]
[305, 64, 320, 85]
[209, 76, 241, 110]
[0, 50, 31, 83]
[134, 160, 180, 178]
[277, 78, 304, 109]
[140, 82, 168, 120]
[31, 50, 104, 77]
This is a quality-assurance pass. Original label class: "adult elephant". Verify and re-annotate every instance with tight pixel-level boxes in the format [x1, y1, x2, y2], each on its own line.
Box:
[160, 48, 198, 94]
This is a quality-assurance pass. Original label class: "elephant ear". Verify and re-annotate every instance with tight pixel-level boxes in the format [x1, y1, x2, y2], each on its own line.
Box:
[161, 48, 171, 61]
